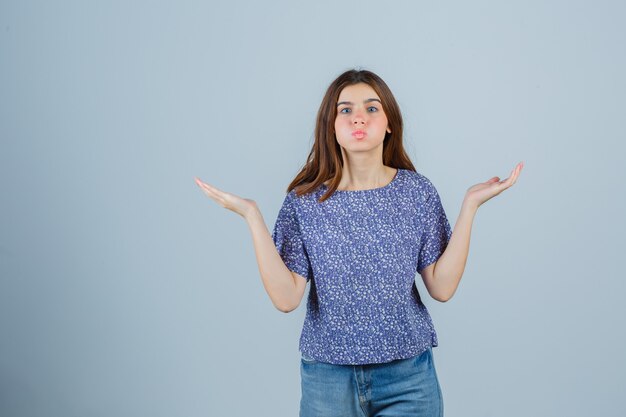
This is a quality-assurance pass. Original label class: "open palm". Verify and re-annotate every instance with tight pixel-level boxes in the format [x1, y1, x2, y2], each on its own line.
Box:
[194, 177, 258, 219]
[465, 161, 524, 209]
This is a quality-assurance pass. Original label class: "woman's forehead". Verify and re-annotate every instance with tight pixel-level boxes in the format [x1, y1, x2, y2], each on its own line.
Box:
[338, 83, 379, 101]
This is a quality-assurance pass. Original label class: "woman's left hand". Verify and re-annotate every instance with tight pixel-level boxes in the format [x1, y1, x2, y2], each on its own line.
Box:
[463, 161, 524, 209]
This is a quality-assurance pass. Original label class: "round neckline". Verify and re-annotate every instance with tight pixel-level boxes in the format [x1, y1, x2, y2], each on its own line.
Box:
[322, 168, 402, 193]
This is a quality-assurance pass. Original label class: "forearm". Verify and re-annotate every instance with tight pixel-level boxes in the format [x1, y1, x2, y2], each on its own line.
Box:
[433, 200, 478, 301]
[245, 208, 297, 312]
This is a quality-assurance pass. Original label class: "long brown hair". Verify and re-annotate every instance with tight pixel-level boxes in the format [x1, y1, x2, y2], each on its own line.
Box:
[287, 68, 416, 203]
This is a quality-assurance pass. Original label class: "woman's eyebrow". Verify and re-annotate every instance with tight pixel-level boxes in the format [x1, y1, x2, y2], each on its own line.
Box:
[336, 98, 382, 107]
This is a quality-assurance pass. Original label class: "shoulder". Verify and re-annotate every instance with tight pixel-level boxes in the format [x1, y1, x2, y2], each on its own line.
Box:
[276, 190, 302, 218]
[401, 169, 436, 198]
[284, 185, 325, 206]
[280, 188, 319, 217]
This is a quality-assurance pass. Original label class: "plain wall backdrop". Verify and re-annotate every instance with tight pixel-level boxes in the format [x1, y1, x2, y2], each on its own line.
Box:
[1, 1, 625, 416]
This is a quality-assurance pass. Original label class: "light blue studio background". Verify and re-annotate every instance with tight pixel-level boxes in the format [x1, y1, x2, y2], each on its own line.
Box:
[1, 1, 625, 416]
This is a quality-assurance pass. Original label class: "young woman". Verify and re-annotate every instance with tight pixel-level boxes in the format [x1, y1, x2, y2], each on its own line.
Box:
[195, 69, 523, 417]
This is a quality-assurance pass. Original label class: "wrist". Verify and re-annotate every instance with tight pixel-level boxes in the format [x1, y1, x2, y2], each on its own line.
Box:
[244, 204, 263, 223]
[461, 197, 479, 213]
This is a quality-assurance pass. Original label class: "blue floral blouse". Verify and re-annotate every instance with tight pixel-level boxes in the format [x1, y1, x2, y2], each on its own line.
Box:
[271, 168, 452, 365]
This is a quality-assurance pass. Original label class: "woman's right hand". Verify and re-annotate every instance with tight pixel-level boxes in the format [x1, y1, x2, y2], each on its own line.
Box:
[194, 177, 259, 219]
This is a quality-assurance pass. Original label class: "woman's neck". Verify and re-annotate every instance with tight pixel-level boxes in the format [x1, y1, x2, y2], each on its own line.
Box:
[326, 165, 397, 191]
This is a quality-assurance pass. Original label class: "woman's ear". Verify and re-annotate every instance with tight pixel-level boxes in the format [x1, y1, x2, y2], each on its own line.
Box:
[387, 126, 392, 134]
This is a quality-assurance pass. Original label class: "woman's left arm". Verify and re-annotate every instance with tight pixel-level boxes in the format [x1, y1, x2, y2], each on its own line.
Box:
[429, 161, 524, 302]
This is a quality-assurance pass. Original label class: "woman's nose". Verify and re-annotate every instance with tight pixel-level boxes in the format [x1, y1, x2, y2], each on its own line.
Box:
[352, 111, 366, 124]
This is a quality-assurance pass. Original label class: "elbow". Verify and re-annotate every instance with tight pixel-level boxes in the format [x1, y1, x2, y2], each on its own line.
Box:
[434, 290, 456, 303]
[281, 298, 302, 313]
[430, 288, 452, 303]
[431, 293, 446, 303]
[276, 301, 297, 313]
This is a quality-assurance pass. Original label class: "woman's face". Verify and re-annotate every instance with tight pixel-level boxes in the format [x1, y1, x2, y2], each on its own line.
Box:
[334, 82, 391, 154]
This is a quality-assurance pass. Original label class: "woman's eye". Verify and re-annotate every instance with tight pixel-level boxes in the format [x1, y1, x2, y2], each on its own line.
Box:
[339, 107, 378, 113]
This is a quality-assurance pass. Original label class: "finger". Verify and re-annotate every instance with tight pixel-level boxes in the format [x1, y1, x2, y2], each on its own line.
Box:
[497, 163, 521, 188]
[195, 177, 208, 189]
[201, 184, 222, 200]
[198, 183, 216, 198]
[511, 163, 522, 185]
[513, 164, 520, 183]
[196, 179, 220, 194]
[498, 171, 514, 188]
[507, 167, 516, 184]
[201, 180, 220, 192]
[196, 180, 224, 202]
[507, 166, 517, 184]
[202, 189, 228, 207]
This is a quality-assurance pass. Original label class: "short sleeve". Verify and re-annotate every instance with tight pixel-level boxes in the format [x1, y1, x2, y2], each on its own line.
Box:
[416, 179, 453, 274]
[271, 191, 313, 282]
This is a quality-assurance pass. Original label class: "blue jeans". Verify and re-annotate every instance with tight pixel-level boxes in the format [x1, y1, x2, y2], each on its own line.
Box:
[299, 347, 443, 417]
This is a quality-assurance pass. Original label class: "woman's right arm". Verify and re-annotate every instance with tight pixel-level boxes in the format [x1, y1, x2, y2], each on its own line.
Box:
[194, 177, 306, 313]
[245, 209, 308, 313]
